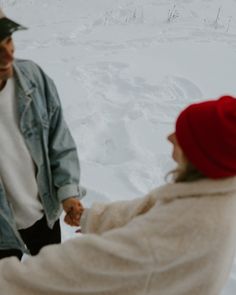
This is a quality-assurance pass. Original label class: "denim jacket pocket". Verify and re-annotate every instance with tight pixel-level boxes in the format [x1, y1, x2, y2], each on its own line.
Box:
[23, 116, 49, 139]
[41, 113, 49, 129]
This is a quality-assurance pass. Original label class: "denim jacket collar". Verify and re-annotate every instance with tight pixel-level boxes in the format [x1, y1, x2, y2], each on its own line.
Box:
[13, 60, 36, 96]
[13, 60, 37, 130]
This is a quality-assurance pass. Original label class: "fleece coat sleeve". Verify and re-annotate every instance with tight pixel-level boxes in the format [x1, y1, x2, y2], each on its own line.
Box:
[80, 191, 157, 234]
[0, 198, 155, 295]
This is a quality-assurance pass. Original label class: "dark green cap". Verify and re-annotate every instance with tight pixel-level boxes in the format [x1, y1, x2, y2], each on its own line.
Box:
[0, 8, 27, 42]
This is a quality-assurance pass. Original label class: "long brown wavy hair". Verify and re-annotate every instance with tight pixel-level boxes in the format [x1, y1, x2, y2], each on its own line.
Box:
[167, 161, 206, 183]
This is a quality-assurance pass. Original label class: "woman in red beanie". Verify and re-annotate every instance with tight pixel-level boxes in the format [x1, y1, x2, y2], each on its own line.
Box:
[174, 95, 236, 180]
[0, 96, 236, 295]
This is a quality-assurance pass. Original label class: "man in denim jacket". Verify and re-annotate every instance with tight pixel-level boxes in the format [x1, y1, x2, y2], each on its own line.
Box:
[0, 8, 84, 259]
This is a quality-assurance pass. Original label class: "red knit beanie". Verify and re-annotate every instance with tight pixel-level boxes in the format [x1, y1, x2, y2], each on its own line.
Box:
[175, 96, 236, 179]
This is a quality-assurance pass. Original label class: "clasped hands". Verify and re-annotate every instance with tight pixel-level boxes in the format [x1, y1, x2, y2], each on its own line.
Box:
[62, 197, 84, 226]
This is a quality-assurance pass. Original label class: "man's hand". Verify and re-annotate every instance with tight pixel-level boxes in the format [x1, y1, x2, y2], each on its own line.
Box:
[62, 197, 84, 226]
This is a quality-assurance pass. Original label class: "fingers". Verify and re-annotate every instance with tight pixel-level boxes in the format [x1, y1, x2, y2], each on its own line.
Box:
[62, 198, 84, 227]
[63, 198, 84, 214]
[64, 212, 81, 226]
[64, 206, 83, 227]
[74, 200, 84, 213]
[69, 203, 84, 219]
[64, 213, 74, 226]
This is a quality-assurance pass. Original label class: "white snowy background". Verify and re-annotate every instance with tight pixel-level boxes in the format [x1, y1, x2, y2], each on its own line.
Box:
[2, 0, 236, 293]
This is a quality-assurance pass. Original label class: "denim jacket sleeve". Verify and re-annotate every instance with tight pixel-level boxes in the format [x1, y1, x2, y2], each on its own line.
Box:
[42, 71, 82, 203]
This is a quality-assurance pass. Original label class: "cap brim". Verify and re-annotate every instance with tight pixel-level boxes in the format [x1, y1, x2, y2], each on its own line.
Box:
[0, 17, 27, 42]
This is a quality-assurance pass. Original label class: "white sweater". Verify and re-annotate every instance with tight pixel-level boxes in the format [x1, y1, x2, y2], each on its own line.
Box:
[0, 78, 43, 229]
[0, 177, 236, 294]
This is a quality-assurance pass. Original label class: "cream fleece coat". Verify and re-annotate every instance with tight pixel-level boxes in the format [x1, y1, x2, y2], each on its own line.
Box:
[1, 177, 236, 295]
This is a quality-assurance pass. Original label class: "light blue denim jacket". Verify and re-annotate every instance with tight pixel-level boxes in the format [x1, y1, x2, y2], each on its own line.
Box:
[0, 59, 84, 253]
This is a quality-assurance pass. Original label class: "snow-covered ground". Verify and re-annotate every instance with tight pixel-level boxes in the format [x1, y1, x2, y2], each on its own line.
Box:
[3, 0, 236, 293]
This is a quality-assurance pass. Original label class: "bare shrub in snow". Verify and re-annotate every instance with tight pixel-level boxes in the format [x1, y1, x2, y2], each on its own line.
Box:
[93, 7, 144, 26]
[214, 7, 222, 29]
[226, 16, 232, 33]
[167, 5, 179, 23]
[204, 6, 231, 32]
